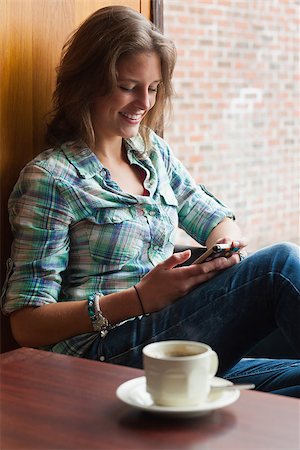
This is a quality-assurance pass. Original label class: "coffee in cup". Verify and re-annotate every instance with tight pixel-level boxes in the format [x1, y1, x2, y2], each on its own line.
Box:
[143, 340, 218, 406]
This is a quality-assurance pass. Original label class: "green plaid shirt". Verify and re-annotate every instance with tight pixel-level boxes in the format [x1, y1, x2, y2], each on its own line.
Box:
[2, 131, 233, 356]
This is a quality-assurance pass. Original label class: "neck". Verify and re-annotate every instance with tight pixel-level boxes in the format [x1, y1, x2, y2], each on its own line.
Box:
[93, 136, 123, 161]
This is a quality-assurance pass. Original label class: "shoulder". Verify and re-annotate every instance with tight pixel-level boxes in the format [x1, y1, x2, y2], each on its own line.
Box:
[8, 149, 68, 205]
[21, 147, 74, 181]
[10, 146, 78, 210]
[18, 143, 101, 185]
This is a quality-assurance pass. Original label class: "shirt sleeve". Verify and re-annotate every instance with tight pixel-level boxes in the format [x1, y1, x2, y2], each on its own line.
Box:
[152, 133, 235, 245]
[2, 164, 72, 314]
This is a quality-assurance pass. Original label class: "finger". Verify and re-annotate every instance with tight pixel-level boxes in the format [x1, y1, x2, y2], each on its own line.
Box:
[232, 237, 248, 250]
[186, 255, 229, 275]
[214, 237, 248, 251]
[191, 269, 220, 286]
[161, 250, 192, 270]
[227, 253, 241, 265]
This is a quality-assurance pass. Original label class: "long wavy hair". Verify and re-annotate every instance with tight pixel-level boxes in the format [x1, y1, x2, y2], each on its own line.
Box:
[46, 5, 177, 152]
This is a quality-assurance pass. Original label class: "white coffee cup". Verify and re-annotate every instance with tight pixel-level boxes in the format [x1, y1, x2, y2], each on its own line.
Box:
[142, 340, 218, 407]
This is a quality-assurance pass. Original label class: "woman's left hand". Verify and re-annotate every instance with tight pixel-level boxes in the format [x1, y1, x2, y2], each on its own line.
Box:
[213, 236, 248, 264]
[205, 218, 248, 264]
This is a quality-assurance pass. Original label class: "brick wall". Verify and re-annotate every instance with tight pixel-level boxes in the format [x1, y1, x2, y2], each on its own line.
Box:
[163, 0, 299, 252]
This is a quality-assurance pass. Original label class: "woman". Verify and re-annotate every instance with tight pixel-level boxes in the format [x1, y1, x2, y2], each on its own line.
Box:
[1, 6, 299, 397]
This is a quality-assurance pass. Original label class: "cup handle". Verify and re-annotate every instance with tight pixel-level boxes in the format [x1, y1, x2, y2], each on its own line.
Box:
[209, 350, 219, 377]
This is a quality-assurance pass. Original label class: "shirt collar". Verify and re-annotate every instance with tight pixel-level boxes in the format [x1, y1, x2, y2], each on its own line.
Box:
[61, 134, 148, 179]
[125, 134, 147, 160]
[61, 143, 103, 179]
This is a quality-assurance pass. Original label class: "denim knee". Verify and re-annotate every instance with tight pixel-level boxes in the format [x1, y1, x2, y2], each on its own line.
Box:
[223, 358, 300, 397]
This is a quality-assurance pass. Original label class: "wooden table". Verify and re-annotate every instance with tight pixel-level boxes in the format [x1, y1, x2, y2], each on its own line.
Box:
[1, 348, 299, 449]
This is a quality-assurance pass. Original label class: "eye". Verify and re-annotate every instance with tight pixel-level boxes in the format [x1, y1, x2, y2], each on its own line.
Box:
[149, 83, 160, 93]
[119, 86, 134, 92]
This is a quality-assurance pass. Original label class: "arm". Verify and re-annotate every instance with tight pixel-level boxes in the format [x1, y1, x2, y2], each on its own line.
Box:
[7, 163, 147, 348]
[154, 134, 236, 245]
[10, 287, 142, 347]
[205, 217, 247, 250]
[10, 224, 246, 348]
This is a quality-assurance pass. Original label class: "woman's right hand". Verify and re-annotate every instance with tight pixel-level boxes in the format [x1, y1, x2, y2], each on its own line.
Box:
[135, 249, 236, 313]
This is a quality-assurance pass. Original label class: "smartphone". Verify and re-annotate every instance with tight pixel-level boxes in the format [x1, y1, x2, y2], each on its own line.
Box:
[193, 243, 240, 264]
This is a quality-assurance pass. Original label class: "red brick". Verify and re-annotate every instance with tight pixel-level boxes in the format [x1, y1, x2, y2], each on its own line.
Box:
[164, 0, 299, 252]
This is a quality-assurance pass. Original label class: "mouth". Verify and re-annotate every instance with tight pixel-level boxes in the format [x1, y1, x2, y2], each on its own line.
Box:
[119, 111, 144, 123]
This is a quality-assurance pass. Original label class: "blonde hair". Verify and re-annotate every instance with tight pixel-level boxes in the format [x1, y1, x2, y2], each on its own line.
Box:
[46, 6, 176, 152]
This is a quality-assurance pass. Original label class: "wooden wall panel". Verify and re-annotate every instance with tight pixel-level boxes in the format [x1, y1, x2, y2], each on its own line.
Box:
[0, 0, 151, 351]
[0, 0, 147, 277]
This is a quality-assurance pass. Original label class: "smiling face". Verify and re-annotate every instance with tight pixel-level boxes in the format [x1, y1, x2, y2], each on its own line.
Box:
[91, 51, 162, 151]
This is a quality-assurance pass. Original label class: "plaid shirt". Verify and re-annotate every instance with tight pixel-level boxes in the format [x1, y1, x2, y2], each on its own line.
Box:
[2, 131, 234, 356]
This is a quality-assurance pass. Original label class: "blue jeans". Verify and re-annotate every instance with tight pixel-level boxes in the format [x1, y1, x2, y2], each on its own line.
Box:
[88, 243, 300, 397]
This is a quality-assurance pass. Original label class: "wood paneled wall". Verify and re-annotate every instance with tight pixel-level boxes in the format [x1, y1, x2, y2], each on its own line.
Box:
[0, 0, 151, 351]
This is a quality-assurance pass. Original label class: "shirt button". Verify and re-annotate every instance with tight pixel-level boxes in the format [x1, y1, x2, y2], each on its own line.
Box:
[149, 210, 156, 216]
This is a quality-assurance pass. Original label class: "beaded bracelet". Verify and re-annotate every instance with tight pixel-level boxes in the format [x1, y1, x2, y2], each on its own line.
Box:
[87, 293, 112, 338]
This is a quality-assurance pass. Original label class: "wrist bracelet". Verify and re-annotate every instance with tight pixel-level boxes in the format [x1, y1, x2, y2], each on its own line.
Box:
[87, 293, 112, 338]
[133, 285, 146, 315]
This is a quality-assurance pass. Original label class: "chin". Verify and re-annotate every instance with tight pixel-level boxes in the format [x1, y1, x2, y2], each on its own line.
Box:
[122, 129, 140, 139]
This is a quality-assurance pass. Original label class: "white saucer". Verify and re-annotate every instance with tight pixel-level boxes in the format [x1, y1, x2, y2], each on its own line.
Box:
[116, 376, 240, 418]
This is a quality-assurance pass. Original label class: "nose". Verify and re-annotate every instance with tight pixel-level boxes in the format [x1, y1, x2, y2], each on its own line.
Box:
[134, 87, 151, 110]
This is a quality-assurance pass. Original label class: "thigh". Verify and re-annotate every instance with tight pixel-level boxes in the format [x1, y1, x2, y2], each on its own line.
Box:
[224, 358, 300, 398]
[90, 243, 300, 372]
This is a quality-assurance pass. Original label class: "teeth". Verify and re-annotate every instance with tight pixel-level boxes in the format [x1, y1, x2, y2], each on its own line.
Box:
[121, 112, 142, 120]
